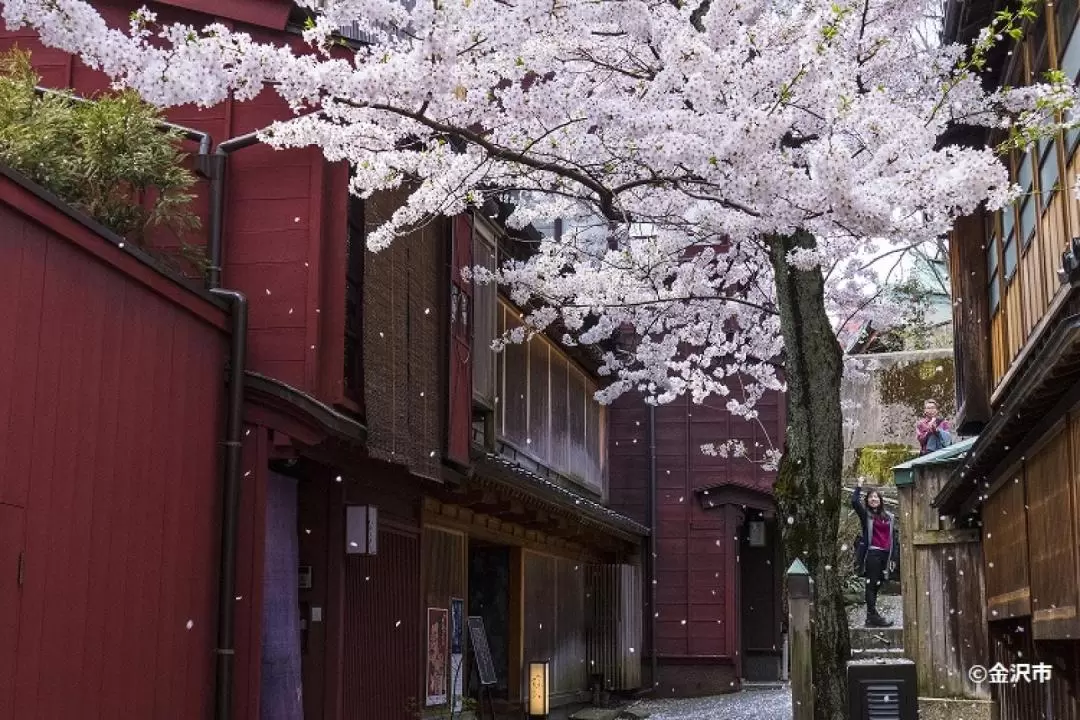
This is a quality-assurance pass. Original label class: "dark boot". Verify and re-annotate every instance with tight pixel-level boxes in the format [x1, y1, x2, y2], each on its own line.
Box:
[866, 612, 894, 628]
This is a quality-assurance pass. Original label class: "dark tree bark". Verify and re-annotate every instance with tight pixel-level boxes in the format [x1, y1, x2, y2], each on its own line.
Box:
[769, 231, 850, 720]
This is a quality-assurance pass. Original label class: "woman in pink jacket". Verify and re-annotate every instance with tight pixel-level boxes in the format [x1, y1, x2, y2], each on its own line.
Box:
[916, 399, 951, 455]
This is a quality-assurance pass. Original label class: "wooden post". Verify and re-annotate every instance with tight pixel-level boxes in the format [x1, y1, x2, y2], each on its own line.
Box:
[787, 559, 813, 720]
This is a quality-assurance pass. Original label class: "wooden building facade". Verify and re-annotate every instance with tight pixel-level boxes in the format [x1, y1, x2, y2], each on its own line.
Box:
[606, 386, 786, 696]
[938, 0, 1080, 718]
[421, 209, 646, 717]
[0, 4, 646, 720]
[0, 165, 232, 720]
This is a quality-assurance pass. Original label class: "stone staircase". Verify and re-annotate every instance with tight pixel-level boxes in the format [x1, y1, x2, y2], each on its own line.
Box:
[848, 593, 904, 661]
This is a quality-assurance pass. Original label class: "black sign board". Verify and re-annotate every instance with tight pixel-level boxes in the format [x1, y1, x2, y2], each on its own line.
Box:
[467, 616, 497, 686]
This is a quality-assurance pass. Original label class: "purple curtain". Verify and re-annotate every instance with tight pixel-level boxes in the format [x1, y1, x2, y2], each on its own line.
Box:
[261, 472, 303, 720]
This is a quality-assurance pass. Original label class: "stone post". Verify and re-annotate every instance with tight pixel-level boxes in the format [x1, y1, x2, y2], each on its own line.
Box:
[787, 559, 813, 720]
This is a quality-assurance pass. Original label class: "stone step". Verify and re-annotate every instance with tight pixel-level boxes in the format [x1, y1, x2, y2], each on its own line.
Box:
[919, 697, 996, 720]
[850, 626, 903, 650]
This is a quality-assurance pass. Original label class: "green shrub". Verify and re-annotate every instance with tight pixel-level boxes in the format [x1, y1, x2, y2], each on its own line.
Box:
[0, 48, 199, 241]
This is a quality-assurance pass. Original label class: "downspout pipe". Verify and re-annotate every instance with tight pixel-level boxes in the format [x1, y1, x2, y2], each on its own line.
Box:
[206, 131, 258, 720]
[648, 403, 658, 691]
[207, 131, 262, 289]
[210, 287, 248, 720]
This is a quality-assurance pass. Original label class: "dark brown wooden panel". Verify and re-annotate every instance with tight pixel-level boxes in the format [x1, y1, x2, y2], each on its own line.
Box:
[343, 527, 422, 720]
[1027, 426, 1080, 638]
[984, 473, 1031, 619]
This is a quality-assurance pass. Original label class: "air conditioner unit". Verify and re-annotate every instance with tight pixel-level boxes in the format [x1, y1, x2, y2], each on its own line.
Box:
[847, 658, 917, 720]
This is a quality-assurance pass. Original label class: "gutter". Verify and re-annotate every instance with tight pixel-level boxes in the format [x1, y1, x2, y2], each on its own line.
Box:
[208, 131, 262, 289]
[206, 132, 259, 720]
[648, 404, 658, 691]
[210, 288, 248, 720]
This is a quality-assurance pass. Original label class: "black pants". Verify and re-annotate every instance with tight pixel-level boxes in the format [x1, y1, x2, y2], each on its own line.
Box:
[865, 548, 889, 615]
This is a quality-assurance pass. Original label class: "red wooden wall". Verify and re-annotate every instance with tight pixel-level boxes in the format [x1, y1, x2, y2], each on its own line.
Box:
[0, 173, 232, 719]
[342, 473, 424, 720]
[607, 388, 783, 662]
[0, 4, 355, 409]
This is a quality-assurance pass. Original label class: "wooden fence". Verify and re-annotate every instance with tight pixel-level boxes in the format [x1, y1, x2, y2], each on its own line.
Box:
[893, 443, 991, 701]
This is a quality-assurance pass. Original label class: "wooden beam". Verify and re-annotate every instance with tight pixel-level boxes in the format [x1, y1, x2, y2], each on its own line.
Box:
[912, 529, 981, 546]
[987, 587, 1031, 620]
[950, 211, 993, 432]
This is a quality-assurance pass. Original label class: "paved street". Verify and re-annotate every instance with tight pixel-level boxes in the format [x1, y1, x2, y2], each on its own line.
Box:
[630, 687, 792, 720]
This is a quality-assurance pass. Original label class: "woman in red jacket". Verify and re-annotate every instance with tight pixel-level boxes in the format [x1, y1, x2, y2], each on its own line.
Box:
[852, 477, 897, 627]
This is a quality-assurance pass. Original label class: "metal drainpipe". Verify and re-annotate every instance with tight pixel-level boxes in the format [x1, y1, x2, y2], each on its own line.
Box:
[648, 403, 658, 690]
[205, 131, 259, 720]
[209, 287, 247, 720]
[207, 131, 262, 289]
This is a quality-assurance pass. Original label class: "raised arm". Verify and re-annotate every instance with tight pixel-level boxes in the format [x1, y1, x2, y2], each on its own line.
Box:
[851, 484, 867, 520]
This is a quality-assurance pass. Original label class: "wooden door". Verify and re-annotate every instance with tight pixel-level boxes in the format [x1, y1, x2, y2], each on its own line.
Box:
[0, 504, 25, 720]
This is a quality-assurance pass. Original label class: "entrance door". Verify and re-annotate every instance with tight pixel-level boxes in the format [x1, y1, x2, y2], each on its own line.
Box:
[740, 514, 782, 681]
[0, 504, 25, 719]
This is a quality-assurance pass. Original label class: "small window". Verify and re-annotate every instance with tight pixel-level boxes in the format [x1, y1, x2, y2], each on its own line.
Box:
[450, 285, 461, 329]
[1019, 196, 1036, 248]
[1004, 232, 1018, 281]
[989, 273, 1001, 314]
[1039, 139, 1059, 209]
[987, 232, 999, 277]
[1018, 152, 1034, 193]
[1061, 3, 1080, 75]
[1002, 204, 1016, 242]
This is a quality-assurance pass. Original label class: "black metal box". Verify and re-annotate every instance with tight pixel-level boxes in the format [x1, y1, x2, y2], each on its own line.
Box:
[847, 658, 918, 720]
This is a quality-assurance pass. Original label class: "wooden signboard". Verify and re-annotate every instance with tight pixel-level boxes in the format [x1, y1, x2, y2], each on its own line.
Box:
[467, 616, 497, 686]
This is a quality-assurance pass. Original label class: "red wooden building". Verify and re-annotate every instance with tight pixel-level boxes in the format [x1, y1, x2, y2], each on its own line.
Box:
[0, 162, 231, 720]
[607, 387, 786, 696]
[1, 3, 647, 719]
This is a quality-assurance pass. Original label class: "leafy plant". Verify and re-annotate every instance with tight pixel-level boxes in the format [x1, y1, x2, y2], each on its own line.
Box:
[0, 48, 199, 241]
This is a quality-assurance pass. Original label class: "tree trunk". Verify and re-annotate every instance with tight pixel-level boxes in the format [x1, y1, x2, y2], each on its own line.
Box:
[769, 231, 849, 720]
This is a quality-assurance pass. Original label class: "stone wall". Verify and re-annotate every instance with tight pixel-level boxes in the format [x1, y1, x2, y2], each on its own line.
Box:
[842, 348, 955, 484]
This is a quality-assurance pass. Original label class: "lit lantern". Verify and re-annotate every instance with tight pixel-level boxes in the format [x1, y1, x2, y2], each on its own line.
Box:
[527, 660, 550, 718]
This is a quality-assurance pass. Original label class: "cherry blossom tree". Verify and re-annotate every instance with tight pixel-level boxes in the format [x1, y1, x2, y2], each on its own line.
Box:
[3, 0, 1076, 716]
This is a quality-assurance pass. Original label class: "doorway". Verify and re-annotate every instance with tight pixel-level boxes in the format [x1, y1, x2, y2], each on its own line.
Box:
[740, 513, 782, 682]
[467, 540, 511, 699]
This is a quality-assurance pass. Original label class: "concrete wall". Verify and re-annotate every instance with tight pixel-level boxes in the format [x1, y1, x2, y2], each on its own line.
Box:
[842, 348, 956, 483]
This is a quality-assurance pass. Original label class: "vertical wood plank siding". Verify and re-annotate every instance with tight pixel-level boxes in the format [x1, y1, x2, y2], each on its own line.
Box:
[522, 552, 589, 699]
[1025, 424, 1080, 638]
[585, 564, 643, 692]
[343, 526, 422, 720]
[983, 475, 1032, 620]
[0, 186, 230, 719]
[990, 619, 1080, 720]
[897, 467, 989, 700]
